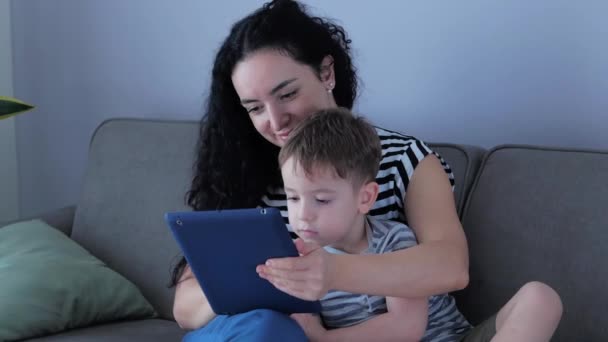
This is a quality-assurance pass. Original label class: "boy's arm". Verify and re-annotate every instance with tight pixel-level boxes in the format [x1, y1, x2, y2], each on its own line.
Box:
[322, 296, 428, 342]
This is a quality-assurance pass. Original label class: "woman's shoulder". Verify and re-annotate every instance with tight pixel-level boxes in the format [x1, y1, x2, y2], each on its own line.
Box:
[373, 125, 434, 162]
[374, 126, 418, 143]
[372, 125, 454, 188]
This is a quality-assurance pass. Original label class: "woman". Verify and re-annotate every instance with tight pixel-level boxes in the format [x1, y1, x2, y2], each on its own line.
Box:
[172, 1, 562, 341]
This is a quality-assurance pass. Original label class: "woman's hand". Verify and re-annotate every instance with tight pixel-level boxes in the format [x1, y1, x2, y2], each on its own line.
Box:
[257, 239, 335, 300]
[291, 313, 327, 342]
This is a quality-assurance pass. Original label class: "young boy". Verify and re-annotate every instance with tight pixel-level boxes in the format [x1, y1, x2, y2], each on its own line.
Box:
[277, 108, 562, 341]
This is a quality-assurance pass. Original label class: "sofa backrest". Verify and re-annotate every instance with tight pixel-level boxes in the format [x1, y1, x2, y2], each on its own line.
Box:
[71, 119, 197, 319]
[429, 143, 485, 216]
[456, 145, 608, 341]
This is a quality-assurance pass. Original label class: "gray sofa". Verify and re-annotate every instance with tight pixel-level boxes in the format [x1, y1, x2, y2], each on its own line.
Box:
[4, 118, 607, 341]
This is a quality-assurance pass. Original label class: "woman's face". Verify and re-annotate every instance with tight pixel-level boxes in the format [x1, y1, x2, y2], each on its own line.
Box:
[231, 49, 337, 147]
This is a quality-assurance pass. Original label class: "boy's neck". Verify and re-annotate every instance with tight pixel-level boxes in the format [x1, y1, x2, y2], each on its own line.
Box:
[329, 214, 369, 254]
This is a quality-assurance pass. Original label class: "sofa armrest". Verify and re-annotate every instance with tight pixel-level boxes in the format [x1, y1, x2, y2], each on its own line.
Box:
[0, 205, 76, 236]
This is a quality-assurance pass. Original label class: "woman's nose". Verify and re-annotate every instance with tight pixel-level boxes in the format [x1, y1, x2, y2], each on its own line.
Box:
[267, 104, 288, 131]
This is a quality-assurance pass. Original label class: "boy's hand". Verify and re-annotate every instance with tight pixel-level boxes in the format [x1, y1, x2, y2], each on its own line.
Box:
[291, 313, 326, 341]
[257, 239, 335, 300]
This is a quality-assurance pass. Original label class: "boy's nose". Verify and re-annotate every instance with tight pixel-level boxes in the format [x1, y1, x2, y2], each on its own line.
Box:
[298, 202, 314, 221]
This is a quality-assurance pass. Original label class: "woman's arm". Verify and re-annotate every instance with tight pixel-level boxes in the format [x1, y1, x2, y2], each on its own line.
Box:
[173, 265, 216, 330]
[331, 155, 469, 297]
[260, 155, 469, 299]
[322, 296, 428, 342]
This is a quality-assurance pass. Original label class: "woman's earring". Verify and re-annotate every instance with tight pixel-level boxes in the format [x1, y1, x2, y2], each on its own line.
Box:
[327, 82, 334, 93]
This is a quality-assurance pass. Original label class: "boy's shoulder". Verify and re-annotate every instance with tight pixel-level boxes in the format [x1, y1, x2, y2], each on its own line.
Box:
[367, 216, 418, 254]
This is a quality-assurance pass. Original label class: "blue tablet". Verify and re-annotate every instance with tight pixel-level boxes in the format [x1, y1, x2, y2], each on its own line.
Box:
[165, 207, 321, 315]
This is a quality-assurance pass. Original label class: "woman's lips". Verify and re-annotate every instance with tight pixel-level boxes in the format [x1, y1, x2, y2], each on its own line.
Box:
[297, 229, 318, 239]
[276, 130, 292, 140]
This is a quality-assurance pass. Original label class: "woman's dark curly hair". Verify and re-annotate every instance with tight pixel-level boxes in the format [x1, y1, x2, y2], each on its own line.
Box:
[170, 0, 357, 286]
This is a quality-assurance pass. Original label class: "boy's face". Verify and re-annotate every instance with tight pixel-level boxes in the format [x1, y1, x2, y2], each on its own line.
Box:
[281, 157, 369, 247]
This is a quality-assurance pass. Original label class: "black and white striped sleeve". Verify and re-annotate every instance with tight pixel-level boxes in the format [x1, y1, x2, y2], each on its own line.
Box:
[376, 128, 455, 210]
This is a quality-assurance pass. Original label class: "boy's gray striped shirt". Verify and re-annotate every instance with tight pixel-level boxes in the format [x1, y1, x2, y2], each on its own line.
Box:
[321, 217, 471, 341]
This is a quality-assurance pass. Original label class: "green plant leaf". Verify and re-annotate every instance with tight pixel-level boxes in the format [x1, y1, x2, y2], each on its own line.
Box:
[0, 96, 35, 120]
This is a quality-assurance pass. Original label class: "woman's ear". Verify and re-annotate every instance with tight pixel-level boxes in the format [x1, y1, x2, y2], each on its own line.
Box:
[320, 55, 335, 88]
[358, 181, 379, 214]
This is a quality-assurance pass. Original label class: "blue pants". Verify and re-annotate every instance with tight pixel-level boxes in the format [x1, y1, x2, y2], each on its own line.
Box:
[182, 309, 308, 342]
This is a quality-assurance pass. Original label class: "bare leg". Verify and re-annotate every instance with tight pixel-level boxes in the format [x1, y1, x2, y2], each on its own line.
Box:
[491, 281, 563, 342]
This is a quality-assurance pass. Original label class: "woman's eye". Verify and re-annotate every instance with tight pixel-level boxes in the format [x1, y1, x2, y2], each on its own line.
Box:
[280, 90, 297, 100]
[287, 196, 299, 202]
[316, 199, 331, 204]
[247, 106, 261, 114]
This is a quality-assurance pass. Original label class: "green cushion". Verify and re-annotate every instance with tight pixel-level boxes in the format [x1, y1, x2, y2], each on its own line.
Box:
[0, 220, 156, 341]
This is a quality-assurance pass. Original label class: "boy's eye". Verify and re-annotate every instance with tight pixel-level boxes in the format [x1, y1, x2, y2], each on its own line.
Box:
[280, 90, 297, 100]
[286, 196, 299, 202]
[316, 199, 331, 204]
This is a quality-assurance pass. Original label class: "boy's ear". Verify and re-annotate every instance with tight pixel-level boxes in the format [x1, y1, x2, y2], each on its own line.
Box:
[358, 181, 379, 214]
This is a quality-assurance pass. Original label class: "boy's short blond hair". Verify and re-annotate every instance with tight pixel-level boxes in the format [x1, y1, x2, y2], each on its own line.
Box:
[278, 107, 382, 186]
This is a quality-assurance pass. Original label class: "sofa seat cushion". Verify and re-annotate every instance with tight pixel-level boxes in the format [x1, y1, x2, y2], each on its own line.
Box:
[0, 220, 156, 341]
[25, 319, 185, 342]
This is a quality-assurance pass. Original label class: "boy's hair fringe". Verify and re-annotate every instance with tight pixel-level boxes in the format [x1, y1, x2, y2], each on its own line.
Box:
[278, 107, 381, 186]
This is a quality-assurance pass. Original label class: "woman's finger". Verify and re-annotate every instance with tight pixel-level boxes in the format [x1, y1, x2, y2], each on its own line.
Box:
[265, 255, 310, 271]
[258, 265, 312, 281]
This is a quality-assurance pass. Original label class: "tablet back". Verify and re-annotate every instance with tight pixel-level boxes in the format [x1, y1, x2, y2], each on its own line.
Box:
[166, 208, 321, 315]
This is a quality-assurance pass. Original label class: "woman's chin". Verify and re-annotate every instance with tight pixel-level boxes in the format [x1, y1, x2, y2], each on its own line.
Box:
[263, 134, 284, 147]
[276, 135, 290, 146]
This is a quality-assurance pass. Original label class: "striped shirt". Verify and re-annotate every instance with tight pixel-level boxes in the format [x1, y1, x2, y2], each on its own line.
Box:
[322, 216, 472, 341]
[262, 126, 455, 227]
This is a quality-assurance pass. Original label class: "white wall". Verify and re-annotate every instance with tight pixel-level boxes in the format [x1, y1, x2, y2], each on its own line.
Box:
[10, 0, 608, 217]
[0, 0, 19, 222]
